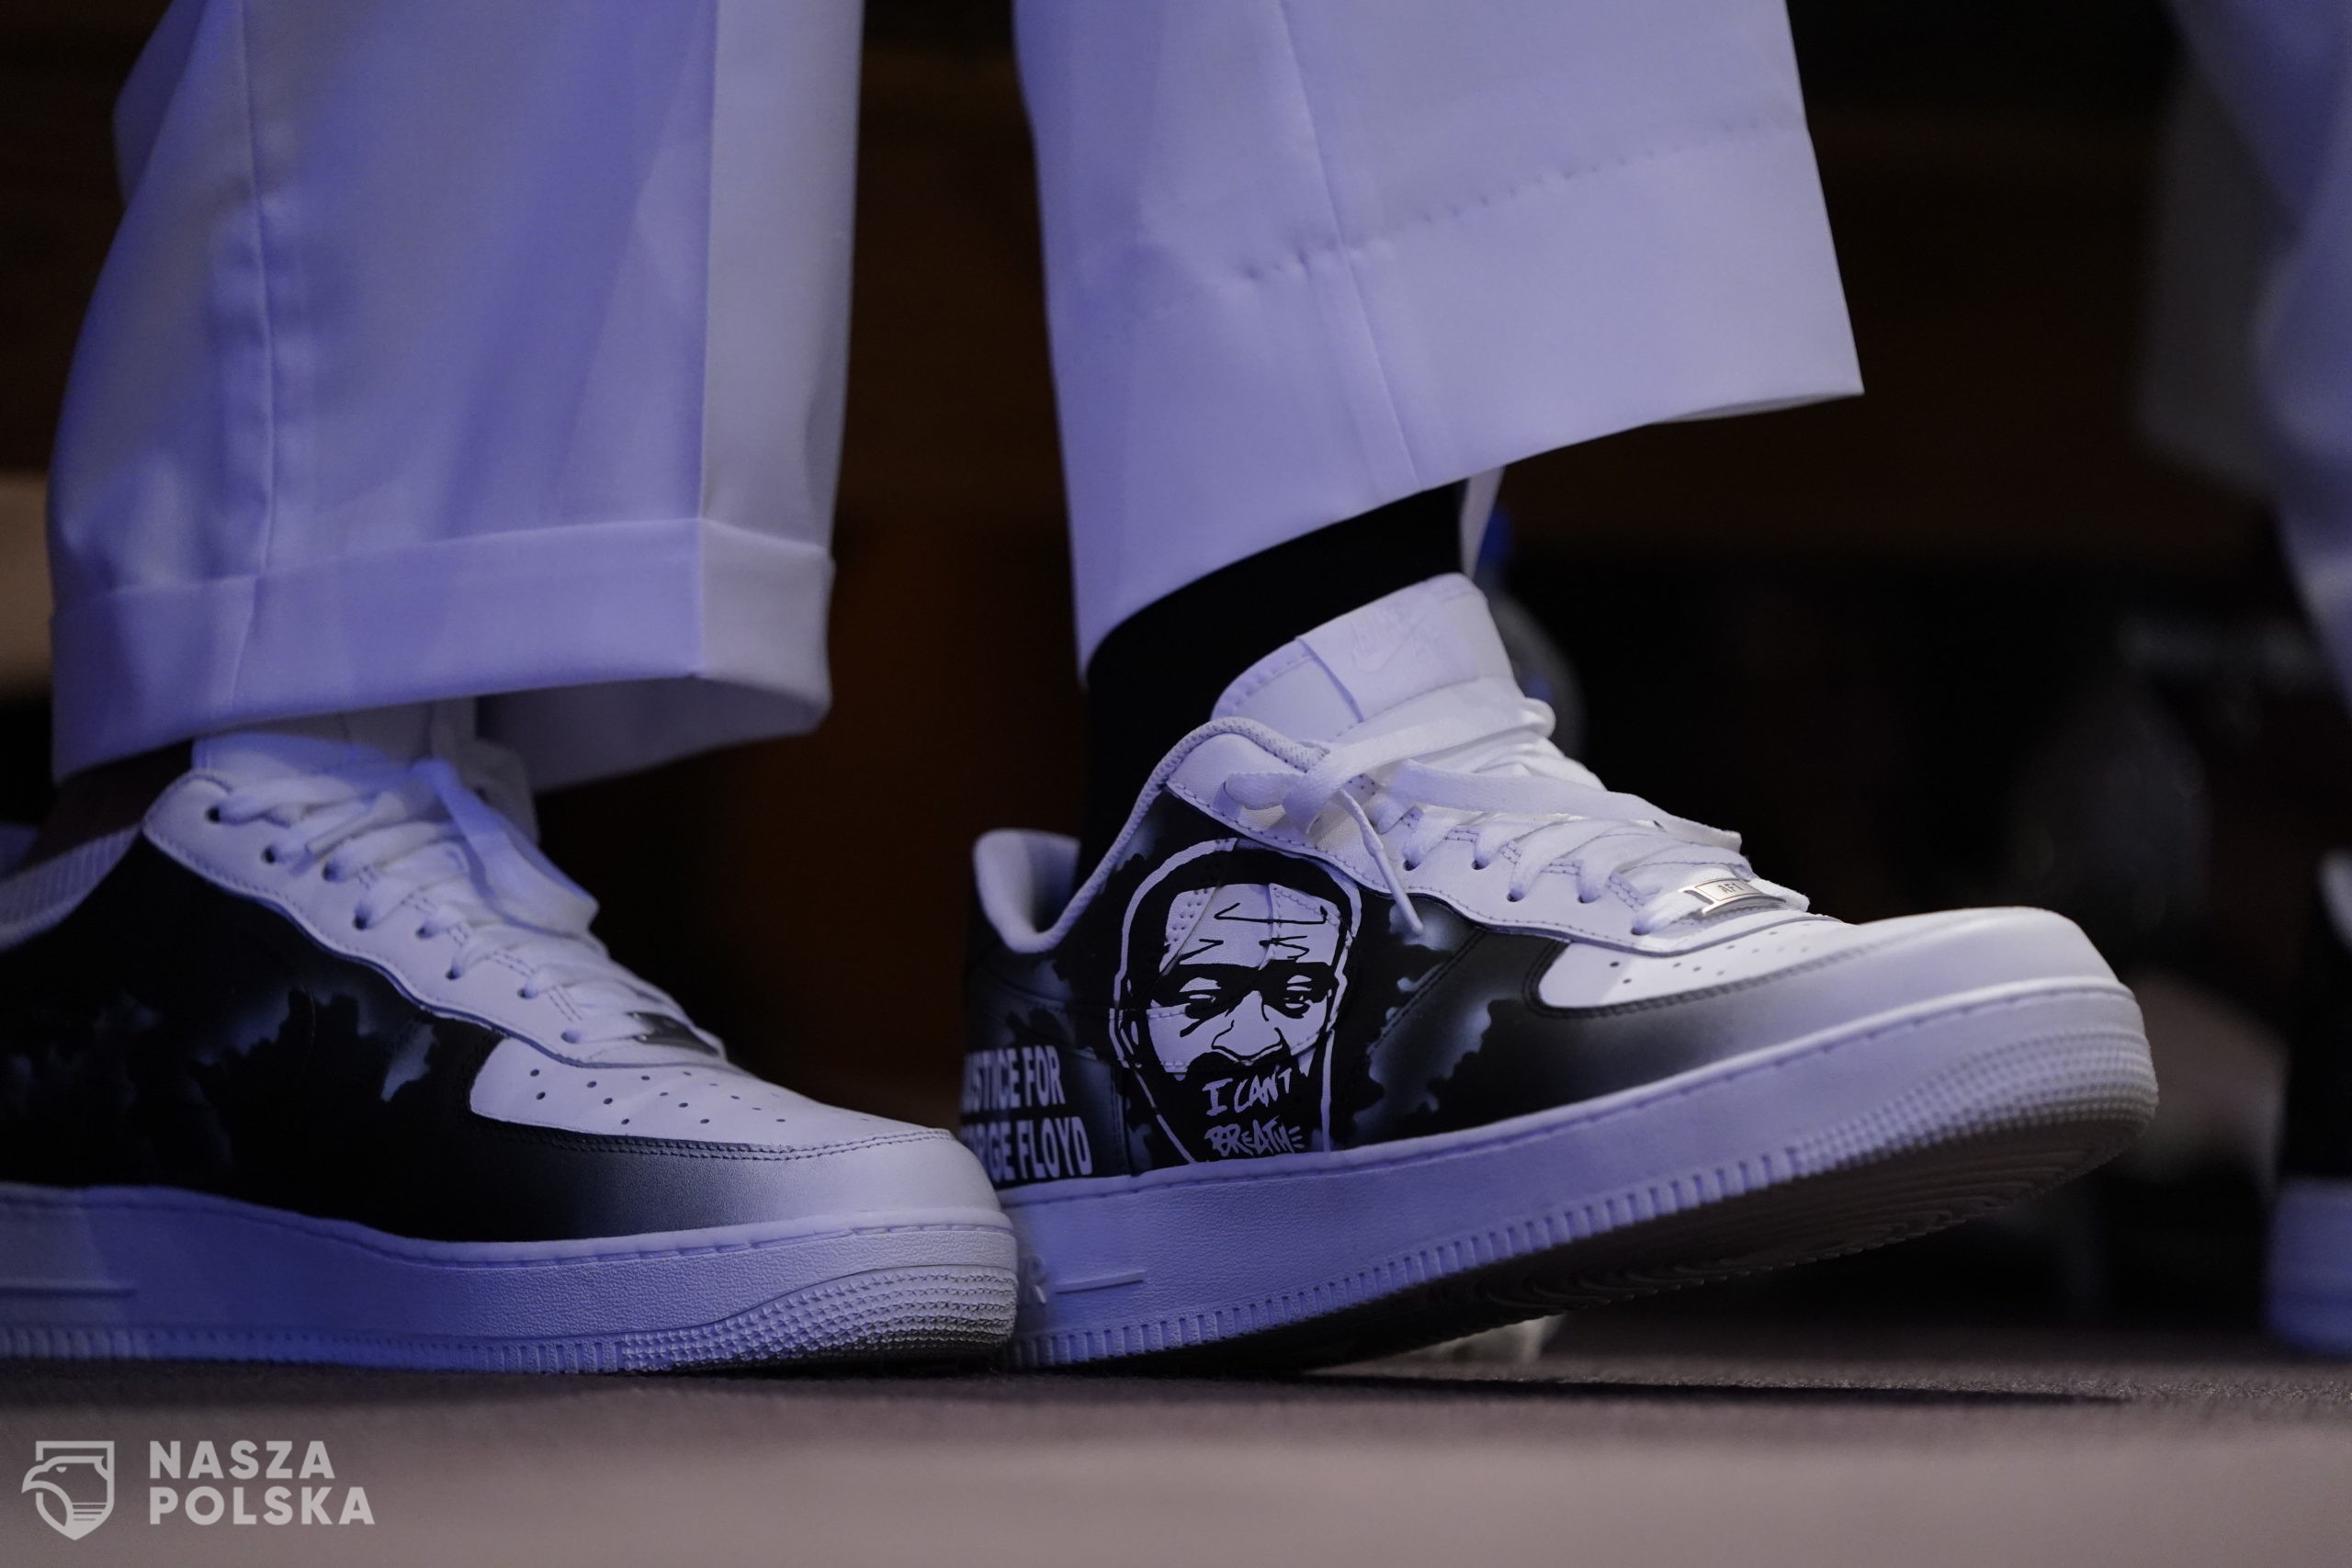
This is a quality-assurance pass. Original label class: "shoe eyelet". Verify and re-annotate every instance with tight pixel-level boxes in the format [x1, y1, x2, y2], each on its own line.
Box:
[1506, 890, 1526, 903]
[350, 916, 368, 931]
[1577, 893, 1599, 905]
[260, 847, 278, 864]
[203, 806, 222, 824]
[1470, 859, 1491, 873]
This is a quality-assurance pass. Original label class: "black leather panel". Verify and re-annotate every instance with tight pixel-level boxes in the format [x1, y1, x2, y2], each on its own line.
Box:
[0, 839, 875, 1242]
[964, 795, 1888, 1187]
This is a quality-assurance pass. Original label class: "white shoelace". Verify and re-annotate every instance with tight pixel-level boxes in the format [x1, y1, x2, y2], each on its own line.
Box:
[210, 742, 711, 1052]
[1220, 690, 1800, 936]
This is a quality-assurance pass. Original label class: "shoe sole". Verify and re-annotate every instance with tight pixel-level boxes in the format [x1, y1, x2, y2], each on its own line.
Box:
[1001, 979, 2154, 1371]
[0, 1190, 1017, 1371]
[2267, 1179, 2352, 1355]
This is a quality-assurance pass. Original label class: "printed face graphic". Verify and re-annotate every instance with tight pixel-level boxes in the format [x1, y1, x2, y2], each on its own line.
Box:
[1144, 883, 1343, 1075]
[1114, 842, 1358, 1163]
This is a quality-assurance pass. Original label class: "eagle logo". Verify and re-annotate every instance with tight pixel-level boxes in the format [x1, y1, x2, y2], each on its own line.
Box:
[23, 1440, 114, 1540]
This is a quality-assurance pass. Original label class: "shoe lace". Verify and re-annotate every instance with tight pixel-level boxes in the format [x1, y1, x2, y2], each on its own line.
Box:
[1220, 689, 1801, 936]
[211, 741, 711, 1052]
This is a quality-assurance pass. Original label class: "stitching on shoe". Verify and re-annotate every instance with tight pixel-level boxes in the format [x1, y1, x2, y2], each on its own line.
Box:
[470, 1123, 955, 1163]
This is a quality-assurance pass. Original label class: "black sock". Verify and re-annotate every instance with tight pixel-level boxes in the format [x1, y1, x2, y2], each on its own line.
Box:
[1076, 483, 1465, 877]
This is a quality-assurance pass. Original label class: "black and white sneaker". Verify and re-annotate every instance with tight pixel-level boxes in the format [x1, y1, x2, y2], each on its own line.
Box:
[964, 574, 2157, 1369]
[2267, 852, 2352, 1353]
[0, 706, 1015, 1371]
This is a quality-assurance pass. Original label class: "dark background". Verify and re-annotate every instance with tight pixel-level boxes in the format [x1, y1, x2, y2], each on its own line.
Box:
[3, 0, 2341, 1326]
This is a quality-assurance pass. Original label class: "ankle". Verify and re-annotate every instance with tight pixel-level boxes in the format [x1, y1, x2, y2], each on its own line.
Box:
[195, 699, 474, 774]
[20, 743, 190, 869]
[1075, 484, 1467, 875]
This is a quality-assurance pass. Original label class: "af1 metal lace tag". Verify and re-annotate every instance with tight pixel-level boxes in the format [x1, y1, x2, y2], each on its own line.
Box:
[1682, 877, 1781, 917]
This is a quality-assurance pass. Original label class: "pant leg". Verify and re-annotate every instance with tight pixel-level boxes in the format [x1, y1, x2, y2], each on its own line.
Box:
[1015, 0, 1861, 658]
[48, 0, 862, 787]
[2165, 0, 2352, 694]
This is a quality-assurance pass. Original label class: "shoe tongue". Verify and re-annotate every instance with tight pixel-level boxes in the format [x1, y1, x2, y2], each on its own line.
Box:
[193, 700, 474, 782]
[1211, 573, 1513, 744]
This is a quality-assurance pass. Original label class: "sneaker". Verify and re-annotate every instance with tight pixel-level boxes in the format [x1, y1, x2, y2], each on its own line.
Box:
[965, 574, 2156, 1369]
[2267, 852, 2352, 1353]
[0, 706, 1015, 1371]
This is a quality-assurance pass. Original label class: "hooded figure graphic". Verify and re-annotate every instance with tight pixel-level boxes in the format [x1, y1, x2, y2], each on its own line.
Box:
[1112, 840, 1359, 1162]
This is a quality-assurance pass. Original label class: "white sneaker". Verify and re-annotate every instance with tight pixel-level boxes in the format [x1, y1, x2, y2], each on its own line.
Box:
[966, 574, 2156, 1369]
[0, 705, 1014, 1371]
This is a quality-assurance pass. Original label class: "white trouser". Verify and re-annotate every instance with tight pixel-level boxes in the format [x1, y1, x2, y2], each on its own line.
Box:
[49, 0, 1857, 787]
[2153, 1, 2352, 691]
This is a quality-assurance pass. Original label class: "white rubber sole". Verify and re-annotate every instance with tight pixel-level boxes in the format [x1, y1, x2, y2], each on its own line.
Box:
[1001, 979, 2155, 1370]
[0, 1187, 1017, 1371]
